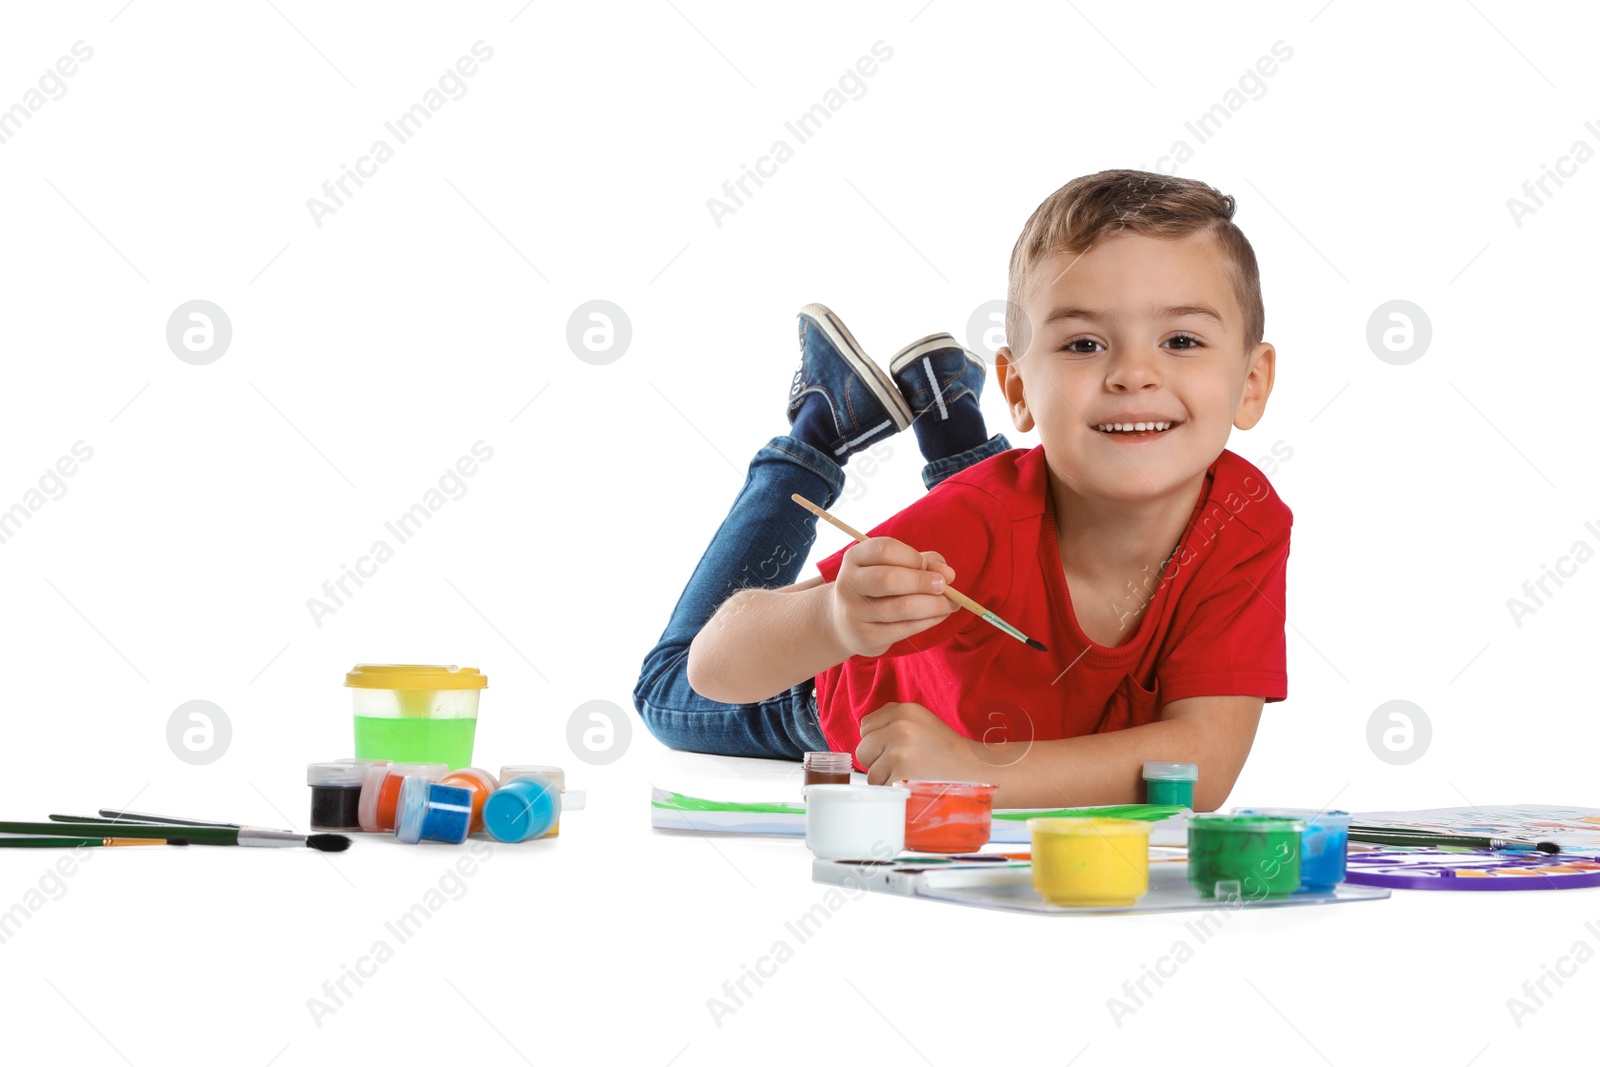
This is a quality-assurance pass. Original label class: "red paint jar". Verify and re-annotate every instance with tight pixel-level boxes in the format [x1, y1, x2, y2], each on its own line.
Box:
[359, 762, 448, 833]
[899, 780, 999, 853]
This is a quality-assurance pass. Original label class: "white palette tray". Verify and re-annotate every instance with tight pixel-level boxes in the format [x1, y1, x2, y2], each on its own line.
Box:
[813, 855, 1390, 915]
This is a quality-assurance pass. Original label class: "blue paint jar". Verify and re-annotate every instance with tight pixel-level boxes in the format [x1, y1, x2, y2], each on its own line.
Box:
[1233, 807, 1351, 890]
[483, 775, 559, 843]
[395, 777, 474, 844]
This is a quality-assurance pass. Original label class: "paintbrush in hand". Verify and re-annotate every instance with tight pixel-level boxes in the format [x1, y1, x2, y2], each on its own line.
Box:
[792, 493, 1048, 652]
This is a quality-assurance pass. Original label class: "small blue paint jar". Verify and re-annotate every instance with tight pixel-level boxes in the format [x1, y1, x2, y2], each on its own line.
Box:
[482, 775, 559, 843]
[1233, 807, 1351, 890]
[395, 777, 474, 844]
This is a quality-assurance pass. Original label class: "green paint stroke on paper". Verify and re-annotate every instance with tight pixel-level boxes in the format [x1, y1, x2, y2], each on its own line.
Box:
[651, 790, 1181, 822]
[651, 791, 807, 814]
[991, 804, 1184, 823]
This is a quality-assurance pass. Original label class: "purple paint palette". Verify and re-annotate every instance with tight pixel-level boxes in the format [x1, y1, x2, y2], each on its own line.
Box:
[1344, 846, 1600, 891]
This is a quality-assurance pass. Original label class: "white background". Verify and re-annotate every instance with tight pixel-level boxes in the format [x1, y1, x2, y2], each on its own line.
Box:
[1, 1, 1596, 1063]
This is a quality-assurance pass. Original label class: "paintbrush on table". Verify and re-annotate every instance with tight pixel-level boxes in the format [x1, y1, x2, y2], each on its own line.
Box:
[8, 820, 349, 852]
[0, 836, 188, 849]
[1349, 826, 1561, 854]
[49, 809, 288, 832]
[791, 493, 1048, 653]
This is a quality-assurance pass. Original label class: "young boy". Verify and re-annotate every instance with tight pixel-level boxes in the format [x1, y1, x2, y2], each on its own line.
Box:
[633, 169, 1288, 811]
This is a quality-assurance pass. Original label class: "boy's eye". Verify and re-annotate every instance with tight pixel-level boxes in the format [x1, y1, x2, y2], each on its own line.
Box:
[1058, 338, 1102, 355]
[1057, 335, 1203, 354]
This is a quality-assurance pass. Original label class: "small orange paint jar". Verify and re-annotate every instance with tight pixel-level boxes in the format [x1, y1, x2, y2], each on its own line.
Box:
[359, 762, 447, 833]
[898, 780, 999, 853]
[440, 767, 499, 834]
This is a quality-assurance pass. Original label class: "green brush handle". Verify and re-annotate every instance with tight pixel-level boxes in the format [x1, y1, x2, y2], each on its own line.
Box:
[0, 837, 107, 848]
[0, 821, 237, 845]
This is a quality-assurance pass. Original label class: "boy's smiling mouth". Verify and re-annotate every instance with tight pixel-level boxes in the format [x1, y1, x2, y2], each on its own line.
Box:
[1092, 413, 1182, 438]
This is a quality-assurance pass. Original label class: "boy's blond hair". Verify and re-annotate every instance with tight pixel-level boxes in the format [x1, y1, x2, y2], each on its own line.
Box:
[1006, 169, 1264, 355]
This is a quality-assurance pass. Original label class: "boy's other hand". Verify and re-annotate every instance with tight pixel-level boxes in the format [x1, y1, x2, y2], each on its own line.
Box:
[856, 701, 987, 785]
[828, 538, 959, 659]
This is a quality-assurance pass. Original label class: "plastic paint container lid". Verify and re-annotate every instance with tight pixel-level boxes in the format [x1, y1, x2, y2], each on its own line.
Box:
[1029, 816, 1155, 837]
[483, 776, 561, 842]
[345, 664, 488, 690]
[441, 767, 499, 793]
[1233, 806, 1350, 827]
[1190, 813, 1307, 832]
[306, 762, 367, 787]
[358, 762, 447, 832]
[336, 758, 393, 768]
[560, 789, 587, 811]
[1142, 762, 1199, 781]
[499, 764, 565, 791]
[898, 779, 998, 797]
[395, 776, 433, 844]
[386, 762, 448, 782]
[805, 784, 910, 803]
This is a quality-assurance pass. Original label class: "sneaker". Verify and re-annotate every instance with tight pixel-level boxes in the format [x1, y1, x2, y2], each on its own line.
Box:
[787, 303, 912, 460]
[888, 333, 987, 423]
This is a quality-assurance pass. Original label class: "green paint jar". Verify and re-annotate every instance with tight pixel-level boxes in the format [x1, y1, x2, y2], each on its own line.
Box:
[1142, 762, 1198, 807]
[1187, 814, 1306, 899]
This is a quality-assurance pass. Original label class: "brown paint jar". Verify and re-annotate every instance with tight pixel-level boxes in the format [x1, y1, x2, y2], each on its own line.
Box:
[802, 751, 852, 794]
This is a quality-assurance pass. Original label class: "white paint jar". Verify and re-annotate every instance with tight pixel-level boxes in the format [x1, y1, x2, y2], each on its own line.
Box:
[804, 784, 910, 860]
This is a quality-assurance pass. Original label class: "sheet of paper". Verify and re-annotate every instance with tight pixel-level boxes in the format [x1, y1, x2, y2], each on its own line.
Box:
[649, 786, 1190, 845]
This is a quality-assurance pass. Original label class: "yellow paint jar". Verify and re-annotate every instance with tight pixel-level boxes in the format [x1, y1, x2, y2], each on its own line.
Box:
[1029, 817, 1154, 907]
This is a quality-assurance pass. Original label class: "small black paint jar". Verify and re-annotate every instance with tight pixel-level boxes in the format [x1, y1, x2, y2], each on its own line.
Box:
[307, 762, 368, 831]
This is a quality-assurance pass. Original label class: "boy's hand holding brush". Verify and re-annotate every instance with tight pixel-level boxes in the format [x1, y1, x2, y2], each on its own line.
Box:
[828, 537, 959, 658]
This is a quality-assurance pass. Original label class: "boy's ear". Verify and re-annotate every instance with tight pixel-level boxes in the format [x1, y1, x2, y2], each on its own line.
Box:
[994, 347, 1035, 433]
[1233, 341, 1276, 431]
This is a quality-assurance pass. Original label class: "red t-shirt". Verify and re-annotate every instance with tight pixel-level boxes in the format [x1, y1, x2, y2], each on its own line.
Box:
[813, 446, 1291, 764]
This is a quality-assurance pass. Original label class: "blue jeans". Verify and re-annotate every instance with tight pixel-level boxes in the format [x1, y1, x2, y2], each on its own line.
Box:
[632, 431, 1011, 760]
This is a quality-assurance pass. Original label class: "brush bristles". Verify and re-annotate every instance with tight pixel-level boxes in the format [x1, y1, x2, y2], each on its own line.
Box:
[307, 834, 352, 852]
[1026, 637, 1048, 652]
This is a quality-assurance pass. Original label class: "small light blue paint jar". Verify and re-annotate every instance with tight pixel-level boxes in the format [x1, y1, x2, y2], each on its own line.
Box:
[482, 775, 559, 843]
[395, 777, 474, 845]
[1233, 807, 1352, 890]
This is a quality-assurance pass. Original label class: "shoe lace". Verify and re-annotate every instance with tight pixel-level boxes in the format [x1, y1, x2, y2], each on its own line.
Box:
[790, 319, 808, 396]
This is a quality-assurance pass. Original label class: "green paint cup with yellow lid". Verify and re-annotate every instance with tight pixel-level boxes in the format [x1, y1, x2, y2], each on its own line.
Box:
[347, 663, 486, 770]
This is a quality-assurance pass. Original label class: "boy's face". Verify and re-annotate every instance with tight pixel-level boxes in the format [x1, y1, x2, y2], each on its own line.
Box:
[995, 229, 1275, 503]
